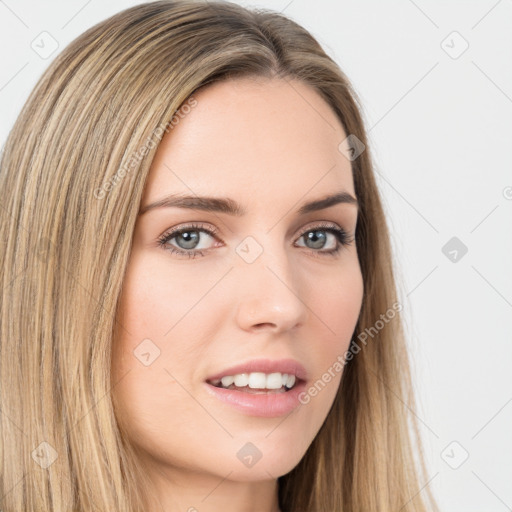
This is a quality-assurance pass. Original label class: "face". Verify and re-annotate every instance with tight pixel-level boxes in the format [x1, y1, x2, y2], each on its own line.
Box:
[111, 77, 364, 486]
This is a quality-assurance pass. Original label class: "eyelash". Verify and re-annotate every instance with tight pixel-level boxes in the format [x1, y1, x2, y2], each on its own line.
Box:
[156, 221, 355, 259]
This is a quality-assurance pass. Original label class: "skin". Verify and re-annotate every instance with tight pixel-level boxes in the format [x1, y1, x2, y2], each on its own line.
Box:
[111, 76, 364, 512]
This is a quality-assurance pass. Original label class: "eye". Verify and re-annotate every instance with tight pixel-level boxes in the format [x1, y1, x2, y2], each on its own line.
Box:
[157, 221, 354, 259]
[157, 222, 219, 259]
[295, 222, 354, 257]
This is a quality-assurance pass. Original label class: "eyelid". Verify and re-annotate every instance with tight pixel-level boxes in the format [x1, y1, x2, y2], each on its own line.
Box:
[157, 221, 220, 249]
[159, 219, 347, 238]
[158, 221, 219, 240]
[156, 220, 353, 258]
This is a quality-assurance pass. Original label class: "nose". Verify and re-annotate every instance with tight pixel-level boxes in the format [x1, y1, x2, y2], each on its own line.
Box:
[234, 245, 309, 333]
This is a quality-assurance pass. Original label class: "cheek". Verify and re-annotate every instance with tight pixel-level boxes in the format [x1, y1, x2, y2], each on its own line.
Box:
[111, 254, 221, 443]
[296, 262, 363, 404]
[307, 260, 364, 345]
[119, 252, 225, 339]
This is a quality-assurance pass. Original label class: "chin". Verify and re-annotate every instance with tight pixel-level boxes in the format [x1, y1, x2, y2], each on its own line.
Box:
[218, 434, 311, 481]
[223, 458, 302, 482]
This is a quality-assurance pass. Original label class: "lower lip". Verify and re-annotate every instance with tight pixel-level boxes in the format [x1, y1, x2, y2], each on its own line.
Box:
[204, 380, 306, 418]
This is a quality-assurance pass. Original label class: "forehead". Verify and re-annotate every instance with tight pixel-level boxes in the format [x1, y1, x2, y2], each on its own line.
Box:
[143, 77, 355, 208]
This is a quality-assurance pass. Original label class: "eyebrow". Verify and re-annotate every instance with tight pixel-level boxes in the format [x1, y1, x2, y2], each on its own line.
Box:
[138, 191, 358, 216]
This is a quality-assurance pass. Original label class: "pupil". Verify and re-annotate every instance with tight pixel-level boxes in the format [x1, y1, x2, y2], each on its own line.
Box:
[177, 231, 199, 249]
[306, 230, 326, 249]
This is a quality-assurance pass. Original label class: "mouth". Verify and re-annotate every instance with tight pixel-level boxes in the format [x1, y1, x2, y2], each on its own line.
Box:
[206, 371, 300, 394]
[203, 358, 308, 417]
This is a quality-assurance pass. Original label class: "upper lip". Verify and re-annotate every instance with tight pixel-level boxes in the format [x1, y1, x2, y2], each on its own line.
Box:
[206, 358, 308, 382]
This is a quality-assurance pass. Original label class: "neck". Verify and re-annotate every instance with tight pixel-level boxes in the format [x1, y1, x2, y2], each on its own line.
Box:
[141, 463, 282, 512]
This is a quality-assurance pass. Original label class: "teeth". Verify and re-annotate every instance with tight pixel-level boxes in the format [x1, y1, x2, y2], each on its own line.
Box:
[234, 374, 249, 387]
[211, 372, 297, 390]
[248, 372, 266, 389]
[266, 373, 283, 389]
[220, 375, 234, 387]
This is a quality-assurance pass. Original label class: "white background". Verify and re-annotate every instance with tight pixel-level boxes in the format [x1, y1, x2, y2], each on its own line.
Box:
[1, 1, 511, 510]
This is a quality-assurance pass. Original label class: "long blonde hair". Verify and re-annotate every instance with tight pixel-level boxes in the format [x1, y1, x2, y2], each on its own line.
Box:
[0, 1, 438, 510]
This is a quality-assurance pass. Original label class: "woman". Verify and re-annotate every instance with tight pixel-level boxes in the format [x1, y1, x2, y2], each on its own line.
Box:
[0, 1, 439, 510]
